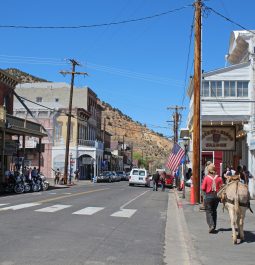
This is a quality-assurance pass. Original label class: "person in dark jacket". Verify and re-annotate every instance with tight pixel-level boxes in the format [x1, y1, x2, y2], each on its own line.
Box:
[152, 172, 160, 191]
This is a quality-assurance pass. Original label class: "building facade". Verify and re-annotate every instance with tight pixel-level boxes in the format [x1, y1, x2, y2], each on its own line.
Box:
[14, 82, 104, 179]
[187, 30, 255, 184]
[0, 70, 45, 183]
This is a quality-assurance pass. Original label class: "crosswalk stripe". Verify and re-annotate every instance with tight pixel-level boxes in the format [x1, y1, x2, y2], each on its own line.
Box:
[35, 204, 71, 213]
[1, 203, 41, 210]
[72, 207, 104, 215]
[111, 209, 137, 218]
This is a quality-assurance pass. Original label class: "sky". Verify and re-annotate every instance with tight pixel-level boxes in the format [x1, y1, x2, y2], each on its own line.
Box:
[1, 0, 255, 138]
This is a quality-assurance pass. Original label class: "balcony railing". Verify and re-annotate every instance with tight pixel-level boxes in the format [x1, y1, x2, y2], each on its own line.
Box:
[78, 139, 104, 150]
[6, 114, 44, 134]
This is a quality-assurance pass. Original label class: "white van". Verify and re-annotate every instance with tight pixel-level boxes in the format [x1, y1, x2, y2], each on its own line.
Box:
[128, 168, 149, 187]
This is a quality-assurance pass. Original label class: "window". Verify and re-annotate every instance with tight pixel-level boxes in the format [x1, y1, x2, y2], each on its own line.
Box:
[36, 97, 42, 103]
[55, 98, 59, 102]
[55, 122, 63, 141]
[202, 81, 209, 97]
[224, 81, 236, 97]
[211, 81, 222, 97]
[237, 81, 248, 97]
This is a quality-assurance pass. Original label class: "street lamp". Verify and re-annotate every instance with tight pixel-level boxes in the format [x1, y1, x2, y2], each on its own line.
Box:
[182, 136, 190, 199]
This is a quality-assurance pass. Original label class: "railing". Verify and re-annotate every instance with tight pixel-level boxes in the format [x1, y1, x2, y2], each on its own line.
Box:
[78, 139, 104, 150]
[6, 114, 43, 133]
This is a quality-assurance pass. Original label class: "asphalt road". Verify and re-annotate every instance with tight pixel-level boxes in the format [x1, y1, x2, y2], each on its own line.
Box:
[0, 182, 168, 265]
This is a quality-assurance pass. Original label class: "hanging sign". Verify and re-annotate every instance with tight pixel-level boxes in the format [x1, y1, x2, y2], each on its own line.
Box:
[202, 126, 236, 151]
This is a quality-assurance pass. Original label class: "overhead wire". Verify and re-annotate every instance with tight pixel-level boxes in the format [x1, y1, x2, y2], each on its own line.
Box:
[181, 7, 195, 106]
[204, 5, 255, 36]
[0, 5, 192, 29]
[16, 95, 170, 137]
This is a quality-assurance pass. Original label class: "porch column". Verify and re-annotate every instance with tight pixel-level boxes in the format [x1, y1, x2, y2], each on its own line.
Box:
[1, 129, 5, 183]
[38, 138, 42, 172]
[93, 158, 96, 178]
[22, 135, 25, 173]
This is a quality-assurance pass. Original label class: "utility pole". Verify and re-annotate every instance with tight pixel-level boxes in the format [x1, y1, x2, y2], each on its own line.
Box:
[60, 59, 88, 184]
[167, 105, 185, 143]
[193, 0, 202, 203]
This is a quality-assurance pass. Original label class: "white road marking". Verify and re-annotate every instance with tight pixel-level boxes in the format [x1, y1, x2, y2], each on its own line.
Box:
[35, 204, 71, 213]
[120, 190, 149, 209]
[111, 209, 137, 218]
[72, 207, 104, 215]
[0, 203, 9, 206]
[1, 203, 41, 210]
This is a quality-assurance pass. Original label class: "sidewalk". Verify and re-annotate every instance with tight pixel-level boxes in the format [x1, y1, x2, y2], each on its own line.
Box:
[47, 178, 93, 189]
[165, 188, 255, 265]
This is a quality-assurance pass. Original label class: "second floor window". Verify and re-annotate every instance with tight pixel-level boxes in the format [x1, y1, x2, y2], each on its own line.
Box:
[211, 81, 222, 97]
[202, 80, 249, 98]
[237, 81, 248, 97]
[36, 97, 42, 103]
[224, 81, 236, 97]
[55, 122, 63, 141]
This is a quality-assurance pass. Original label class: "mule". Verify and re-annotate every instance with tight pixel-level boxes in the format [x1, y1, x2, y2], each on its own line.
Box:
[218, 176, 252, 244]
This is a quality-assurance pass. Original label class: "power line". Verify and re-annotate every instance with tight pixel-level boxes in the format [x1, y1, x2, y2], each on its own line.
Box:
[204, 5, 255, 36]
[0, 5, 192, 29]
[181, 8, 195, 106]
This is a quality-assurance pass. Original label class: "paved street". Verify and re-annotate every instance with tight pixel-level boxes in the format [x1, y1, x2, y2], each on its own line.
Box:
[0, 181, 168, 265]
[1, 182, 255, 265]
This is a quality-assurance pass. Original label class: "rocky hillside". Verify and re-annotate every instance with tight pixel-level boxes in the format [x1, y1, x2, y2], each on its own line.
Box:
[101, 101, 173, 169]
[5, 68, 49, 83]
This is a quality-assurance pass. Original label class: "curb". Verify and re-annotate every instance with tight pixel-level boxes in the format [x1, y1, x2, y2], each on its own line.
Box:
[164, 189, 201, 265]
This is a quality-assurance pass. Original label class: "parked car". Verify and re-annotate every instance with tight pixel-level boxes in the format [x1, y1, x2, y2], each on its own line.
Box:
[128, 168, 150, 187]
[97, 172, 113, 183]
[116, 171, 128, 181]
[165, 174, 175, 188]
[111, 171, 121, 182]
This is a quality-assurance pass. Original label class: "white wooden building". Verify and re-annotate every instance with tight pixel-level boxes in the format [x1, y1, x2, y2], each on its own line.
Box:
[187, 30, 255, 196]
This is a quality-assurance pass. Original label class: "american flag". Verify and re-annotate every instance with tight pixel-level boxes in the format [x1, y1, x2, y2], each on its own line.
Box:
[166, 143, 185, 171]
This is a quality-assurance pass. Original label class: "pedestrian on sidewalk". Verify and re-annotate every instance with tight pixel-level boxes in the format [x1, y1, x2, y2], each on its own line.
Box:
[160, 171, 166, 192]
[152, 171, 160, 191]
[201, 164, 223, 233]
[53, 168, 61, 185]
[74, 169, 80, 181]
[200, 161, 212, 211]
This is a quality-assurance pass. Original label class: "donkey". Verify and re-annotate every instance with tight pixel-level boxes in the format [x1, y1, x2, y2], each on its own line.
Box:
[218, 176, 252, 244]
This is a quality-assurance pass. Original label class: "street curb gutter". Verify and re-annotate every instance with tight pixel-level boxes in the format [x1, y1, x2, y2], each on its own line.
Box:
[164, 190, 201, 265]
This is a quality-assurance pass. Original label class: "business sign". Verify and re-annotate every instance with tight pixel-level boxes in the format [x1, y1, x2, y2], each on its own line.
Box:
[202, 126, 236, 151]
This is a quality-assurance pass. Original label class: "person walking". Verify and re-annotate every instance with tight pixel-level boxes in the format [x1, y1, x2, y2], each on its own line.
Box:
[160, 171, 166, 192]
[54, 168, 61, 185]
[74, 169, 80, 181]
[200, 161, 212, 211]
[152, 171, 160, 191]
[201, 164, 223, 233]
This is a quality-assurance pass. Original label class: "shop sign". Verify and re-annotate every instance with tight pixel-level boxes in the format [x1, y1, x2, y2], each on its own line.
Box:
[202, 126, 236, 151]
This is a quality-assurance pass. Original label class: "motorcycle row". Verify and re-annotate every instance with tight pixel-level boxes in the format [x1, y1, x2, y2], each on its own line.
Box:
[2, 171, 50, 194]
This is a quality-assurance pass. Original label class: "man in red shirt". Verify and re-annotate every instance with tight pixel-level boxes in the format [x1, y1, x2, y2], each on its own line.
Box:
[201, 164, 223, 233]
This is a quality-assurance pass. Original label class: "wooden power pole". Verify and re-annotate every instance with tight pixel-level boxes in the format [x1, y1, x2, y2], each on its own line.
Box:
[167, 105, 185, 143]
[60, 59, 88, 184]
[193, 0, 202, 203]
